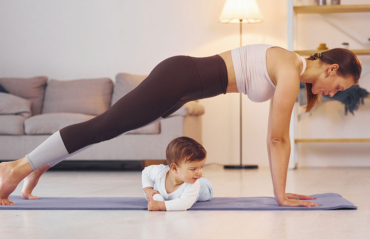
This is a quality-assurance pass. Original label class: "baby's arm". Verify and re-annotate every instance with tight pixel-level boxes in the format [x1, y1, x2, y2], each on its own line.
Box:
[142, 166, 161, 202]
[148, 200, 166, 211]
[143, 187, 160, 202]
[149, 182, 200, 211]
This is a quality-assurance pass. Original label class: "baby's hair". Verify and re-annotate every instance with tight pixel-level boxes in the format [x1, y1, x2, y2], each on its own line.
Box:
[165, 136, 206, 166]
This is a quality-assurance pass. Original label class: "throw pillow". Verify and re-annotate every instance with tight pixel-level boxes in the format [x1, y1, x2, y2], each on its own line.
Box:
[42, 78, 113, 116]
[0, 92, 32, 118]
[0, 76, 48, 116]
[0, 84, 9, 93]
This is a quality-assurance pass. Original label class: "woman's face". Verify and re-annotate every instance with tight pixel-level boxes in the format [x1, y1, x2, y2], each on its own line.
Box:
[311, 64, 355, 97]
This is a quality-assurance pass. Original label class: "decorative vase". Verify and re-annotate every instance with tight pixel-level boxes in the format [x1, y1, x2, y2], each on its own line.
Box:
[317, 43, 329, 50]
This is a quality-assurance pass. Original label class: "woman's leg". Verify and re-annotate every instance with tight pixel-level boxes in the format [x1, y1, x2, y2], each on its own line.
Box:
[197, 177, 214, 202]
[25, 53, 227, 171]
[21, 164, 51, 200]
[0, 55, 203, 205]
[1, 54, 227, 205]
[27, 56, 201, 170]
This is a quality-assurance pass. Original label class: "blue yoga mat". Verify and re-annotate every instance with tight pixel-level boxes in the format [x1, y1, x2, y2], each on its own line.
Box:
[0, 193, 356, 210]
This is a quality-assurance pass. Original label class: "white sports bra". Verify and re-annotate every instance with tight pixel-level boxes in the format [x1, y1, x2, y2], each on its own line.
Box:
[231, 44, 306, 102]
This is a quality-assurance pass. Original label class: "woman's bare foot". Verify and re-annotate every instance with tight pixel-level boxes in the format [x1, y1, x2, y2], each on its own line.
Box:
[22, 164, 51, 200]
[0, 158, 33, 205]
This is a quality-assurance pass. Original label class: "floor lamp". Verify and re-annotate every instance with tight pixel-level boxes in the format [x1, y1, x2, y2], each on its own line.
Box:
[219, 0, 263, 169]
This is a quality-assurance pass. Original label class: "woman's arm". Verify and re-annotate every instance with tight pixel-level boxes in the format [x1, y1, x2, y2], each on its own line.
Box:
[267, 65, 320, 207]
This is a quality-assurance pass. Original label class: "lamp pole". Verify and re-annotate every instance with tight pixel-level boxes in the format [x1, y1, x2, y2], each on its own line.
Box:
[240, 19, 243, 47]
[239, 19, 243, 167]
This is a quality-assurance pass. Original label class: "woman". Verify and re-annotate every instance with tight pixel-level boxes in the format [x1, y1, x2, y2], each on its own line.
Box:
[0, 44, 362, 207]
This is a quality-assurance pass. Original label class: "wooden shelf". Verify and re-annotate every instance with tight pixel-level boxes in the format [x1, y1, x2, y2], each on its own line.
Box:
[295, 49, 370, 56]
[295, 138, 370, 143]
[294, 4, 370, 14]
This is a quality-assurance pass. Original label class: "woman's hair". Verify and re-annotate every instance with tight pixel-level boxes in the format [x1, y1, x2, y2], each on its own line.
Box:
[166, 136, 206, 166]
[305, 48, 362, 112]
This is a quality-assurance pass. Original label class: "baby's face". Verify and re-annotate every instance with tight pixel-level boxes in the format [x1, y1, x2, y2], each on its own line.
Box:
[177, 158, 206, 184]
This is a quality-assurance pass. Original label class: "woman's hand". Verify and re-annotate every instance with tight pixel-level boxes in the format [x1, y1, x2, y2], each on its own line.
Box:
[285, 193, 316, 200]
[144, 188, 160, 202]
[278, 194, 322, 207]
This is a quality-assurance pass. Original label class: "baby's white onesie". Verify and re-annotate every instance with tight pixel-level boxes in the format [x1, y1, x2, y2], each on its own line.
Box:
[142, 164, 200, 211]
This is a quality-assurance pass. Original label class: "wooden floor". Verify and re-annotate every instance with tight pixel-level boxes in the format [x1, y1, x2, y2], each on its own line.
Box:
[0, 165, 369, 239]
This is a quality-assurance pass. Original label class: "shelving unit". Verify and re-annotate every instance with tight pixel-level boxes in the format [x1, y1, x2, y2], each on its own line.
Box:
[295, 138, 370, 143]
[294, 4, 370, 14]
[295, 49, 370, 56]
[287, 1, 370, 169]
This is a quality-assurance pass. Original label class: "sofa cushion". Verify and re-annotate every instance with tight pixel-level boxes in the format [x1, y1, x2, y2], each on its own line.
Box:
[0, 115, 26, 135]
[42, 78, 113, 116]
[25, 113, 160, 135]
[0, 93, 32, 118]
[0, 76, 48, 116]
[25, 113, 95, 135]
[127, 121, 160, 135]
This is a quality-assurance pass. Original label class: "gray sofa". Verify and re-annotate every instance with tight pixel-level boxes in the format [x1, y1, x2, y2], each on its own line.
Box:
[0, 74, 204, 162]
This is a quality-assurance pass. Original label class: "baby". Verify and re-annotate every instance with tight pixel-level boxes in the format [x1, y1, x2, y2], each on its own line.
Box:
[142, 136, 213, 211]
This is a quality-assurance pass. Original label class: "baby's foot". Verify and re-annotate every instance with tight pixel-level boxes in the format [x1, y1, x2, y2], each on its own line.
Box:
[22, 164, 50, 200]
[153, 194, 165, 202]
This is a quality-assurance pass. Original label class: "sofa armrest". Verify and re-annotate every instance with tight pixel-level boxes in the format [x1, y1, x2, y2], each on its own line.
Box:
[169, 101, 205, 117]
[160, 114, 203, 145]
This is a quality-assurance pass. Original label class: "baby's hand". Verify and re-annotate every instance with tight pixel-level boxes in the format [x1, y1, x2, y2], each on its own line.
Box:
[145, 189, 160, 202]
[148, 201, 166, 211]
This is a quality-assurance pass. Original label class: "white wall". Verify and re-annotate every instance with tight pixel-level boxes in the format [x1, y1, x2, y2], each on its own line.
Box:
[0, 0, 369, 167]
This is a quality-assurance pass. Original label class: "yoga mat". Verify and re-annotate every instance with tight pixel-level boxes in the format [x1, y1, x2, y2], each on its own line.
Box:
[0, 193, 356, 210]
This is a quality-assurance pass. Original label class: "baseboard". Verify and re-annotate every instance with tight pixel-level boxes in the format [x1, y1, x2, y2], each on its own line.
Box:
[0, 159, 168, 171]
[144, 159, 167, 167]
[0, 160, 145, 171]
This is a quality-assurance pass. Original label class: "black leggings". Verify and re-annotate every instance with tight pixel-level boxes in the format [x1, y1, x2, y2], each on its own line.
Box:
[60, 55, 228, 154]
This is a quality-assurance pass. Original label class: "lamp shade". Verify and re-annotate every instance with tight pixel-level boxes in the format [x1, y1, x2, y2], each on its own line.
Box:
[219, 0, 264, 24]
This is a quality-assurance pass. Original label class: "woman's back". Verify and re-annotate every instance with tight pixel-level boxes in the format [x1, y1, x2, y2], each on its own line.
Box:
[219, 45, 305, 98]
